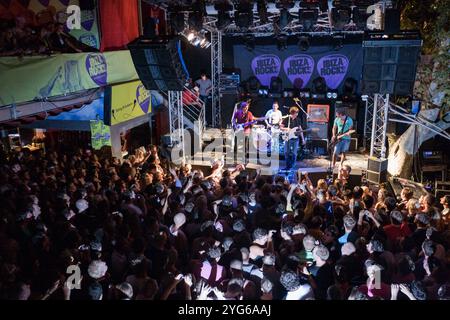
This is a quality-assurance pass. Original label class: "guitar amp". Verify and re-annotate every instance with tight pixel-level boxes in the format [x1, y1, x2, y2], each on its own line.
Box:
[307, 122, 328, 140]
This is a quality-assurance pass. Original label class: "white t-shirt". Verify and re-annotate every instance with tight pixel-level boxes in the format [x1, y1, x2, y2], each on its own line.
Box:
[265, 109, 283, 126]
[284, 284, 315, 300]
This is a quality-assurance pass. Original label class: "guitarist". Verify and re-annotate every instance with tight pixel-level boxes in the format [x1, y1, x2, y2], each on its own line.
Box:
[281, 106, 306, 170]
[331, 109, 354, 168]
[232, 101, 263, 160]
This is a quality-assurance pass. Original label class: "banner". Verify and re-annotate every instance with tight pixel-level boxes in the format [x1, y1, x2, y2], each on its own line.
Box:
[0, 0, 100, 49]
[0, 51, 139, 107]
[233, 44, 363, 93]
[104, 80, 152, 126]
[90, 119, 111, 150]
[48, 94, 104, 121]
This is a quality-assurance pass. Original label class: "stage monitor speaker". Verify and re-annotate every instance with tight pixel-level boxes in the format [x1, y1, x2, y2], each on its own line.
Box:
[362, 39, 422, 96]
[384, 8, 400, 34]
[128, 36, 187, 91]
[367, 157, 388, 184]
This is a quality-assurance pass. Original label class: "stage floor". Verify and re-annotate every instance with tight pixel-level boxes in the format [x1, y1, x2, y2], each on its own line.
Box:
[190, 151, 369, 176]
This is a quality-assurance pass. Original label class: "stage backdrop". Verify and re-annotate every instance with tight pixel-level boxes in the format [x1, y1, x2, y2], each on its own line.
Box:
[233, 44, 363, 93]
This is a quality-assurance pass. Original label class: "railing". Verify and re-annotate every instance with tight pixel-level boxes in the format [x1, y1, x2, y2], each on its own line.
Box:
[160, 86, 205, 138]
[181, 85, 205, 138]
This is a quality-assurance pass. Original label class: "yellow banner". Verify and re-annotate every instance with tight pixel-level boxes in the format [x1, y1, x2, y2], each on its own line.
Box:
[90, 120, 111, 150]
[0, 51, 139, 107]
[104, 80, 152, 126]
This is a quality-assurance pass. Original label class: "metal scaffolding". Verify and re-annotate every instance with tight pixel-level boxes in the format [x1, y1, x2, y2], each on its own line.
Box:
[210, 29, 222, 128]
[168, 90, 185, 159]
[369, 94, 390, 159]
[363, 95, 375, 151]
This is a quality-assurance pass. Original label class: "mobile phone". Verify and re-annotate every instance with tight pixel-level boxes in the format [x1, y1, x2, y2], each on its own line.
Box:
[175, 274, 183, 280]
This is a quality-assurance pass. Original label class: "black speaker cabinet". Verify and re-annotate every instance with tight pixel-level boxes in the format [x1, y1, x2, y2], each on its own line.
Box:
[128, 36, 187, 91]
[367, 157, 388, 184]
[362, 39, 422, 96]
[384, 8, 400, 34]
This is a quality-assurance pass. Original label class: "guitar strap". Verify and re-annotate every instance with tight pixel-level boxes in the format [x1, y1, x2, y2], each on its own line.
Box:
[339, 116, 348, 135]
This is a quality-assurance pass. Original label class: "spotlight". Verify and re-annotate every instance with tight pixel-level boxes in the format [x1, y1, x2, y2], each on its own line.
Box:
[331, 6, 351, 30]
[278, 8, 293, 29]
[187, 32, 196, 41]
[326, 91, 338, 99]
[332, 34, 344, 50]
[342, 77, 357, 97]
[235, 0, 254, 30]
[277, 34, 288, 51]
[257, 0, 269, 24]
[215, 1, 233, 30]
[312, 76, 327, 94]
[217, 12, 232, 30]
[188, 11, 204, 32]
[298, 8, 318, 31]
[298, 35, 310, 51]
[243, 34, 255, 51]
[352, 6, 370, 30]
[170, 12, 185, 34]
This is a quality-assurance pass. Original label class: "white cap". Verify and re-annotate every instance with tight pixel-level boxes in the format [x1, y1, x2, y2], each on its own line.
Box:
[88, 260, 108, 279]
[76, 199, 89, 213]
[173, 212, 186, 228]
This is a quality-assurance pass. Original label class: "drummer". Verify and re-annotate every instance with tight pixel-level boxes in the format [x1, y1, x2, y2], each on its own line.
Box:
[265, 100, 283, 130]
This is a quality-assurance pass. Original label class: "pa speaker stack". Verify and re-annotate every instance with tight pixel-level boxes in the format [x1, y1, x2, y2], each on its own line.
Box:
[128, 36, 187, 91]
[367, 157, 388, 184]
[361, 32, 422, 96]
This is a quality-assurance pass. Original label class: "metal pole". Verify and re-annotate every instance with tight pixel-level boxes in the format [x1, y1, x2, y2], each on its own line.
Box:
[363, 97, 369, 150]
[370, 94, 378, 158]
[380, 94, 389, 159]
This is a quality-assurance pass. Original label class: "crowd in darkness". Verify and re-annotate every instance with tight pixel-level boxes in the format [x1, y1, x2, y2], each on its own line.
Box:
[0, 17, 94, 57]
[0, 144, 449, 300]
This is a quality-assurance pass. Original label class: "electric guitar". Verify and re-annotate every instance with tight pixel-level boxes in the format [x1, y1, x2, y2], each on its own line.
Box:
[281, 127, 319, 142]
[329, 130, 356, 150]
[233, 117, 266, 132]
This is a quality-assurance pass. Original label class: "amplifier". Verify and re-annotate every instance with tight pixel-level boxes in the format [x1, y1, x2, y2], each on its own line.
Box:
[307, 122, 328, 140]
[367, 157, 388, 184]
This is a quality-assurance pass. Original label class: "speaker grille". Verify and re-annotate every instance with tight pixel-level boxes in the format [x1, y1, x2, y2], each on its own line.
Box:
[362, 39, 421, 95]
[129, 37, 186, 91]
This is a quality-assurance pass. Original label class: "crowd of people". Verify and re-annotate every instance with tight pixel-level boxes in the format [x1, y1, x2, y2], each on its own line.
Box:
[0, 17, 94, 57]
[0, 144, 449, 300]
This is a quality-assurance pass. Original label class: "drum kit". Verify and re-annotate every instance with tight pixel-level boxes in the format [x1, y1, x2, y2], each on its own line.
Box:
[250, 124, 314, 158]
[251, 125, 287, 154]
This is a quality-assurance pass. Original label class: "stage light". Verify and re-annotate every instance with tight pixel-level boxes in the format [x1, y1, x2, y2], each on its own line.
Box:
[332, 34, 344, 50]
[326, 91, 338, 99]
[342, 77, 357, 97]
[170, 12, 185, 34]
[235, 0, 254, 30]
[298, 35, 310, 51]
[278, 8, 293, 29]
[277, 34, 288, 51]
[331, 6, 351, 30]
[257, 0, 269, 24]
[352, 6, 370, 30]
[187, 32, 195, 41]
[298, 8, 319, 31]
[188, 11, 204, 32]
[312, 76, 327, 94]
[215, 0, 233, 30]
[243, 34, 255, 51]
[270, 77, 283, 94]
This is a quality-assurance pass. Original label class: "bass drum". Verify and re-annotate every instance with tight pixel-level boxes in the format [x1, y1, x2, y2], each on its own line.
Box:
[252, 130, 271, 153]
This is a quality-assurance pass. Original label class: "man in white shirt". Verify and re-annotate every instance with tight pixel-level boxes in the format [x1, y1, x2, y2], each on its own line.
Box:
[265, 101, 283, 129]
[265, 101, 284, 154]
